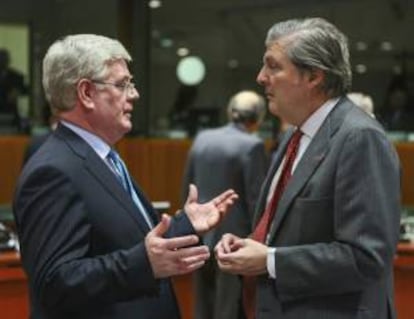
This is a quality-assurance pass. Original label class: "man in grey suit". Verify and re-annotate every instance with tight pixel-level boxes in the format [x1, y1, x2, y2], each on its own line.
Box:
[216, 18, 401, 319]
[182, 90, 268, 319]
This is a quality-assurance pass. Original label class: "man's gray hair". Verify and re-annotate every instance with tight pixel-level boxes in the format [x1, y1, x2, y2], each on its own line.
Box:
[266, 17, 352, 96]
[42, 34, 131, 112]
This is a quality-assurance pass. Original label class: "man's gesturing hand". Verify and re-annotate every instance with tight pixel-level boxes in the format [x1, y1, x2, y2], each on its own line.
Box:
[184, 184, 238, 235]
[145, 214, 210, 278]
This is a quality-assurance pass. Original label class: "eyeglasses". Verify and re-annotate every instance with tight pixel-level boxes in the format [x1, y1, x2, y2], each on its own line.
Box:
[92, 80, 136, 95]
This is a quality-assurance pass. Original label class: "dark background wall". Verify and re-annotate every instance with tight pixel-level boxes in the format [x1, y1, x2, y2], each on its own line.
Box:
[0, 0, 412, 135]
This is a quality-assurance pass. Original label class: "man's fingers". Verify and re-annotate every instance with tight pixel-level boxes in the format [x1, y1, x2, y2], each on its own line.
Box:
[216, 233, 242, 253]
[179, 260, 207, 273]
[231, 238, 246, 250]
[175, 245, 209, 259]
[217, 258, 239, 274]
[214, 190, 238, 214]
[169, 247, 210, 275]
[221, 239, 232, 253]
[214, 189, 238, 205]
[179, 250, 210, 266]
[218, 197, 237, 210]
[185, 184, 198, 205]
[150, 214, 171, 237]
[164, 234, 200, 250]
[216, 249, 236, 262]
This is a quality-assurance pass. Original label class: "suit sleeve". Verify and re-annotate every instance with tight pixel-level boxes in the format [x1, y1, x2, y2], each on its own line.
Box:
[14, 165, 158, 312]
[181, 144, 196, 205]
[273, 128, 401, 301]
[167, 211, 197, 238]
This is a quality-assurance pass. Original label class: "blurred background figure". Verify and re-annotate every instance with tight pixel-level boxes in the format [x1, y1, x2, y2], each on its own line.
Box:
[377, 78, 414, 131]
[347, 92, 375, 118]
[168, 85, 198, 136]
[22, 108, 58, 166]
[182, 90, 269, 319]
[0, 48, 28, 133]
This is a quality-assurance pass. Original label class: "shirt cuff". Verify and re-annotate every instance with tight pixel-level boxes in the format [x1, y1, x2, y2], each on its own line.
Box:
[267, 247, 277, 279]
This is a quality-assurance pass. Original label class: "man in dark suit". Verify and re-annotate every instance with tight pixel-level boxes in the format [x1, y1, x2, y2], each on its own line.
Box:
[13, 34, 237, 319]
[216, 18, 401, 319]
[182, 90, 268, 319]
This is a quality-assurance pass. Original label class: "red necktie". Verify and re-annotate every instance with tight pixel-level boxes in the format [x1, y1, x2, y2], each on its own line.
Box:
[243, 129, 303, 319]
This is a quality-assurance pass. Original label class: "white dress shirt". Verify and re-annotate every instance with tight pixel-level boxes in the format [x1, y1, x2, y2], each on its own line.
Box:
[61, 120, 111, 160]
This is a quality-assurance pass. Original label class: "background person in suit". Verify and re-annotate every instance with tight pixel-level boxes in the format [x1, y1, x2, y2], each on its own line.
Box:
[182, 90, 268, 319]
[13, 34, 238, 319]
[347, 92, 375, 118]
[216, 17, 401, 319]
[0, 48, 28, 132]
[377, 79, 414, 131]
[22, 109, 58, 165]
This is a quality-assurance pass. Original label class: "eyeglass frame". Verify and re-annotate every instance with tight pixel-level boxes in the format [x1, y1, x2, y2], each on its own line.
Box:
[91, 79, 137, 95]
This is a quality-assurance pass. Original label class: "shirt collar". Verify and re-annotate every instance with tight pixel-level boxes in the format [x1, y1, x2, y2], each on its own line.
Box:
[299, 97, 340, 139]
[60, 120, 111, 159]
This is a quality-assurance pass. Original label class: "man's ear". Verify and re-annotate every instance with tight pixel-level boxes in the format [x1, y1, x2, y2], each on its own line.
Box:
[77, 79, 95, 110]
[307, 68, 324, 89]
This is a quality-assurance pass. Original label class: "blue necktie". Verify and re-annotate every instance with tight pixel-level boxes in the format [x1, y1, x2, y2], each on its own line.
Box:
[107, 149, 153, 228]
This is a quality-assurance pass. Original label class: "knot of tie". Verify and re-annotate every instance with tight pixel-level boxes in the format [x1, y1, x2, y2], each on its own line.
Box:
[289, 129, 303, 151]
[107, 149, 129, 191]
[284, 129, 303, 170]
[107, 149, 121, 164]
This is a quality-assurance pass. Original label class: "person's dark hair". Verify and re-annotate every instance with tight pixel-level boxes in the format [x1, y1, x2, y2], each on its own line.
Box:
[0, 48, 10, 70]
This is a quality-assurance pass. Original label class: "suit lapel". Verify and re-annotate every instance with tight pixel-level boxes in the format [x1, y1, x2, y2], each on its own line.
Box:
[130, 179, 159, 226]
[56, 124, 153, 233]
[266, 98, 353, 243]
[84, 153, 153, 233]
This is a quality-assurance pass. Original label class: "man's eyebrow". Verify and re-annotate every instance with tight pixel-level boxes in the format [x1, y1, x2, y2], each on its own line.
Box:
[118, 75, 134, 82]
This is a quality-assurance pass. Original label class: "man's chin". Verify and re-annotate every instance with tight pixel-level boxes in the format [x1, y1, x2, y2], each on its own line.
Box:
[117, 126, 132, 139]
[123, 119, 133, 132]
[268, 103, 280, 117]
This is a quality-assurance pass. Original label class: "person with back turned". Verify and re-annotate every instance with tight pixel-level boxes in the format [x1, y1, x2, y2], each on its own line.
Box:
[216, 17, 401, 319]
[182, 90, 268, 319]
[13, 34, 238, 319]
[0, 48, 28, 131]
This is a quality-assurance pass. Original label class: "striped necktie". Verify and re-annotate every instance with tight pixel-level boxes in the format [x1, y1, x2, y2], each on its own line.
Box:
[107, 149, 153, 228]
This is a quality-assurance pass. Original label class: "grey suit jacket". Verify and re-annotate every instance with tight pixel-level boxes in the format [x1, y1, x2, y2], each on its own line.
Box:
[183, 123, 268, 248]
[254, 97, 401, 319]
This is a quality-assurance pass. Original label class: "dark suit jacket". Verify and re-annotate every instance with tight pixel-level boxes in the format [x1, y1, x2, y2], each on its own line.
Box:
[253, 97, 401, 319]
[13, 124, 195, 319]
[22, 131, 51, 166]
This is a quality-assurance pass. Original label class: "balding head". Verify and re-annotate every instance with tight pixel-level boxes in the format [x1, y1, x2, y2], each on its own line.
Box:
[227, 90, 266, 125]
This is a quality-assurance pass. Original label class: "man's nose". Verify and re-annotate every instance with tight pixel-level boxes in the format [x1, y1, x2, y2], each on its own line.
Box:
[128, 87, 140, 100]
[256, 68, 266, 86]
